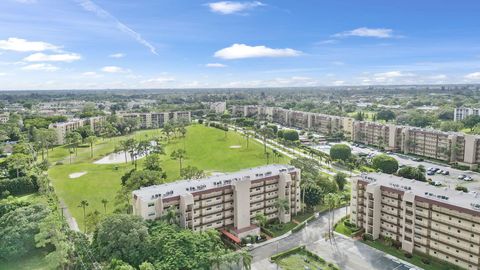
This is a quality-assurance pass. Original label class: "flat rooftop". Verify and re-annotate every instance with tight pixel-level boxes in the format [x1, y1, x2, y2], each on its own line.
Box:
[133, 164, 297, 201]
[359, 173, 480, 212]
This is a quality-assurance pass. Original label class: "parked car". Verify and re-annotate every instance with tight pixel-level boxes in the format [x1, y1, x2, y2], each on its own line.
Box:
[432, 181, 442, 186]
[458, 175, 467, 180]
[464, 176, 473, 181]
[413, 157, 424, 162]
[442, 170, 450, 175]
[427, 171, 435, 176]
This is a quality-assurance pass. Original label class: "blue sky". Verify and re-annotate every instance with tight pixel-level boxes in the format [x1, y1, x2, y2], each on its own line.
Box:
[1, 0, 480, 89]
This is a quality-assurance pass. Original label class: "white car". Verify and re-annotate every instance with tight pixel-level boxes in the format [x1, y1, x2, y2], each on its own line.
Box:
[464, 176, 473, 181]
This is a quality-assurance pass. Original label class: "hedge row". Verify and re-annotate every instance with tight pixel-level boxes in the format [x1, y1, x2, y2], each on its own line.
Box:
[0, 176, 38, 196]
[270, 245, 305, 261]
[261, 227, 275, 237]
[209, 122, 228, 131]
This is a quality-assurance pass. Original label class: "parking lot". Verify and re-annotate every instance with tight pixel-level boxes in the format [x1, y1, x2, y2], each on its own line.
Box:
[317, 142, 480, 192]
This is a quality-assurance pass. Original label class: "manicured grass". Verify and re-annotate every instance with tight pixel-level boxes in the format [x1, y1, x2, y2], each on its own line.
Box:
[48, 124, 290, 231]
[274, 249, 339, 270]
[363, 239, 462, 270]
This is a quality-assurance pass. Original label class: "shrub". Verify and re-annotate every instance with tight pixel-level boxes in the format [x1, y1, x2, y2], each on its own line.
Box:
[421, 258, 431, 265]
[56, 161, 64, 165]
[455, 186, 468, 192]
[282, 130, 299, 141]
[270, 246, 305, 261]
[372, 154, 398, 174]
[330, 144, 352, 162]
[0, 176, 38, 196]
[404, 252, 413, 258]
[362, 233, 373, 241]
[198, 119, 204, 124]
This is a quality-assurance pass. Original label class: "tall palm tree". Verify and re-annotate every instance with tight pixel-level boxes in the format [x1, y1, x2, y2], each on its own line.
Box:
[163, 206, 178, 224]
[323, 193, 334, 242]
[274, 198, 289, 220]
[171, 149, 187, 173]
[101, 199, 108, 214]
[78, 200, 89, 233]
[86, 135, 97, 158]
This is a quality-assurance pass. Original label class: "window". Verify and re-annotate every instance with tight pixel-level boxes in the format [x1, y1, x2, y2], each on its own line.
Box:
[148, 203, 154, 207]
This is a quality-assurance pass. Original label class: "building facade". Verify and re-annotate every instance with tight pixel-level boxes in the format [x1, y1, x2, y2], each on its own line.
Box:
[351, 173, 480, 269]
[231, 105, 480, 168]
[118, 111, 191, 129]
[455, 107, 480, 121]
[132, 165, 301, 239]
[48, 116, 106, 145]
[0, 113, 9, 124]
[210, 102, 227, 114]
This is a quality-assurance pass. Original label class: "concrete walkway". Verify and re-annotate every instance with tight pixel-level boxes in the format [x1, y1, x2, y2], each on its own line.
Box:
[60, 199, 80, 232]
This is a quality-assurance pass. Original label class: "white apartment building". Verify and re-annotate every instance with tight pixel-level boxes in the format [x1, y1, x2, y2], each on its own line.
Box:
[48, 116, 106, 144]
[351, 173, 480, 269]
[132, 165, 301, 240]
[455, 108, 480, 121]
[118, 111, 191, 129]
[210, 102, 227, 114]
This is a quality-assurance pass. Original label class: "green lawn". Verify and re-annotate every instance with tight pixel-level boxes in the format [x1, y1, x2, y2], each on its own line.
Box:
[274, 249, 339, 270]
[334, 219, 358, 236]
[48, 124, 290, 231]
[363, 239, 462, 270]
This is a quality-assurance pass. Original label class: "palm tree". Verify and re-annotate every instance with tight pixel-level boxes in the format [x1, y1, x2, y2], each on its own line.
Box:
[171, 149, 187, 173]
[85, 135, 97, 158]
[254, 212, 267, 228]
[259, 127, 274, 153]
[239, 249, 252, 270]
[163, 206, 177, 224]
[274, 198, 289, 220]
[265, 152, 271, 164]
[119, 139, 130, 164]
[78, 200, 89, 233]
[323, 193, 334, 242]
[244, 131, 251, 149]
[101, 199, 108, 214]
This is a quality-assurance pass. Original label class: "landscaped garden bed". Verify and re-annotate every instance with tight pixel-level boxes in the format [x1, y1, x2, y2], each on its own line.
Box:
[271, 246, 340, 270]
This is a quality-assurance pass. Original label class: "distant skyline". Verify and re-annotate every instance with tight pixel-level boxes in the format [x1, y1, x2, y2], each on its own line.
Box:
[0, 0, 480, 90]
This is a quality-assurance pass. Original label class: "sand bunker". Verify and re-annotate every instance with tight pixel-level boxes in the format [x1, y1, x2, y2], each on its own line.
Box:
[229, 145, 242, 149]
[69, 172, 87, 179]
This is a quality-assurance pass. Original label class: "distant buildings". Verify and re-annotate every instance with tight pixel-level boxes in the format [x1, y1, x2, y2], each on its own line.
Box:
[351, 173, 480, 270]
[454, 107, 480, 121]
[117, 111, 191, 129]
[132, 165, 301, 240]
[210, 102, 227, 114]
[232, 105, 480, 169]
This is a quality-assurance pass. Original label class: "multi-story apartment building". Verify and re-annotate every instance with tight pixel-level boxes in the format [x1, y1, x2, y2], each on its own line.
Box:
[118, 111, 191, 129]
[132, 165, 301, 239]
[210, 102, 227, 114]
[0, 113, 9, 124]
[231, 105, 480, 169]
[351, 173, 480, 269]
[455, 107, 480, 121]
[48, 116, 106, 145]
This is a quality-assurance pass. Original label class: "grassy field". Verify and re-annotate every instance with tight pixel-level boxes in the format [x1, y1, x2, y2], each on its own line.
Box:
[48, 124, 290, 231]
[274, 249, 339, 270]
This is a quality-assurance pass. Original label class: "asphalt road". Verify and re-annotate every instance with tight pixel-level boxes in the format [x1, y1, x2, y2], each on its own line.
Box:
[251, 208, 419, 270]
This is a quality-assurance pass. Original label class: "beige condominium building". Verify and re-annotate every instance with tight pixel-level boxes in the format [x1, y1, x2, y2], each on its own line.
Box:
[132, 165, 301, 239]
[351, 173, 480, 269]
[118, 111, 191, 129]
[455, 107, 480, 121]
[231, 105, 480, 169]
[48, 116, 106, 145]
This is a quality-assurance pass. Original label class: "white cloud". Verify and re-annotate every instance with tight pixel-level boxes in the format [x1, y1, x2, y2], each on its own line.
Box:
[332, 80, 345, 86]
[334, 27, 394, 38]
[0, 73, 7, 76]
[465, 72, 480, 81]
[101, 66, 128, 73]
[82, 71, 103, 78]
[24, 53, 81, 62]
[0, 37, 59, 52]
[207, 1, 264, 14]
[206, 63, 227, 68]
[21, 63, 59, 71]
[76, 0, 158, 55]
[315, 39, 338, 45]
[224, 76, 319, 87]
[109, 53, 125, 58]
[214, 44, 302, 60]
[141, 76, 175, 87]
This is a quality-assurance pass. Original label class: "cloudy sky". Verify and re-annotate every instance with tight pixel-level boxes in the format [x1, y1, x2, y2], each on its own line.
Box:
[1, 0, 480, 90]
